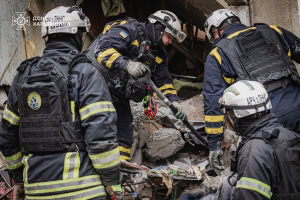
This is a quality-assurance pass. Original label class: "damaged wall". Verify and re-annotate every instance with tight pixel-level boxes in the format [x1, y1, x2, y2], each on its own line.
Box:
[0, 0, 29, 86]
[0, 0, 76, 86]
[249, 0, 300, 36]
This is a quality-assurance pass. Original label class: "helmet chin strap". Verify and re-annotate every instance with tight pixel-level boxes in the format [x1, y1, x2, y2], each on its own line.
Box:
[151, 24, 157, 47]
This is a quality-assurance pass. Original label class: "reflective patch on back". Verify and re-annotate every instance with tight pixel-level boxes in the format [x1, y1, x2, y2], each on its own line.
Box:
[119, 31, 128, 38]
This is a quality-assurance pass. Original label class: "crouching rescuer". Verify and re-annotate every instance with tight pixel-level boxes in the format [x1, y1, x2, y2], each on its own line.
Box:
[219, 80, 300, 200]
[0, 6, 123, 199]
[86, 10, 187, 161]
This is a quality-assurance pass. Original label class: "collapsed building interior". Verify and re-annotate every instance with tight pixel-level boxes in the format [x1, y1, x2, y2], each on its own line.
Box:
[0, 1, 236, 199]
[0, 0, 299, 199]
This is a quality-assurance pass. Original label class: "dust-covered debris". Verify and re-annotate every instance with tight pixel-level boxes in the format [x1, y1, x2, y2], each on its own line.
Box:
[128, 95, 237, 199]
[144, 128, 185, 162]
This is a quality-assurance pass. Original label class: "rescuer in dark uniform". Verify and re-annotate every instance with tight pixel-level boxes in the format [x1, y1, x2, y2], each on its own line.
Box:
[0, 6, 122, 199]
[203, 9, 300, 170]
[219, 80, 300, 200]
[87, 10, 188, 161]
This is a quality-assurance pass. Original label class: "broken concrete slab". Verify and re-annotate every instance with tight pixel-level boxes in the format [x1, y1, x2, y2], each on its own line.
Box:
[144, 128, 185, 162]
[178, 94, 205, 122]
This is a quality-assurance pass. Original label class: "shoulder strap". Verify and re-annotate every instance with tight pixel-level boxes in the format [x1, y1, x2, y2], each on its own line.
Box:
[17, 56, 40, 72]
[126, 17, 145, 42]
[68, 53, 91, 72]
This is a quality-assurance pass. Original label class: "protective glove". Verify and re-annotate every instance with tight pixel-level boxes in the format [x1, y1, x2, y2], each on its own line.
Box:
[106, 185, 123, 200]
[126, 60, 149, 78]
[172, 101, 187, 120]
[209, 149, 225, 170]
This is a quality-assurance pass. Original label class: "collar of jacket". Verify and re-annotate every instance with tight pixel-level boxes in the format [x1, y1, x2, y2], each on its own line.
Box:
[43, 41, 79, 58]
[242, 113, 280, 139]
[213, 23, 248, 45]
[144, 22, 167, 56]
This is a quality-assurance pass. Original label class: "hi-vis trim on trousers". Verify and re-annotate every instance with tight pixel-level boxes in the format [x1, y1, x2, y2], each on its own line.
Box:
[25, 185, 105, 200]
[89, 146, 120, 169]
[24, 175, 103, 195]
[3, 105, 20, 125]
[236, 177, 272, 199]
[63, 152, 80, 180]
[4, 152, 23, 170]
[79, 101, 116, 120]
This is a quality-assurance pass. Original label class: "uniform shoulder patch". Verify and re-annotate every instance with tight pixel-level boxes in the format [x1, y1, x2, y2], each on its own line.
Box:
[27, 92, 42, 110]
[119, 31, 128, 38]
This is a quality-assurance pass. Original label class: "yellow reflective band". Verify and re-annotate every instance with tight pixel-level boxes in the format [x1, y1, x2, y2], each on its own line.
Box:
[111, 185, 122, 192]
[70, 101, 75, 122]
[106, 52, 121, 68]
[23, 154, 32, 184]
[288, 49, 291, 57]
[63, 152, 80, 180]
[155, 56, 163, 64]
[25, 175, 102, 195]
[25, 174, 101, 187]
[120, 20, 127, 25]
[163, 90, 177, 95]
[237, 177, 272, 199]
[227, 27, 257, 39]
[74, 152, 80, 179]
[120, 155, 131, 161]
[159, 84, 174, 91]
[223, 75, 235, 84]
[120, 146, 130, 154]
[3, 105, 20, 126]
[63, 153, 70, 180]
[132, 40, 139, 47]
[97, 48, 120, 68]
[89, 147, 120, 169]
[5, 152, 23, 170]
[205, 126, 224, 134]
[80, 101, 116, 121]
[205, 115, 224, 123]
[25, 185, 105, 200]
[5, 152, 22, 162]
[269, 25, 282, 35]
[103, 22, 118, 34]
[210, 47, 222, 65]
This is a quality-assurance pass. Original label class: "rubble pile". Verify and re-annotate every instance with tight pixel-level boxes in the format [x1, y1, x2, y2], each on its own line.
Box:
[125, 94, 238, 199]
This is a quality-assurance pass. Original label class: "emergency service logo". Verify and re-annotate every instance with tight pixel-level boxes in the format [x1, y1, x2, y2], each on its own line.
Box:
[12, 12, 30, 30]
[28, 92, 42, 111]
[12, 11, 71, 31]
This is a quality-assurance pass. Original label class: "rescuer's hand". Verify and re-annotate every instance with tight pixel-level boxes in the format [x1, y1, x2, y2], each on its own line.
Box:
[126, 60, 149, 78]
[172, 101, 187, 120]
[106, 185, 123, 200]
[209, 149, 225, 170]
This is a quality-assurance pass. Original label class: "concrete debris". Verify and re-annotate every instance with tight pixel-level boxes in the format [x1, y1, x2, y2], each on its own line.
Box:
[127, 94, 237, 199]
[144, 128, 185, 162]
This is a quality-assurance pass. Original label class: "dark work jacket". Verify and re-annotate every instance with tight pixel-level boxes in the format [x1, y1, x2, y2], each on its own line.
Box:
[233, 113, 300, 200]
[203, 23, 300, 150]
[0, 42, 120, 199]
[93, 19, 180, 102]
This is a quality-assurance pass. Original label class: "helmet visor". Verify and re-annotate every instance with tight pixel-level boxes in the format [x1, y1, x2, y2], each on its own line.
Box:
[166, 28, 187, 43]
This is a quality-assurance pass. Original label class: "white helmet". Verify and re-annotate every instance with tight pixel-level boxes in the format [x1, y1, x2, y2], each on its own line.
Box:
[41, 6, 91, 38]
[204, 9, 240, 43]
[219, 80, 272, 118]
[148, 10, 187, 43]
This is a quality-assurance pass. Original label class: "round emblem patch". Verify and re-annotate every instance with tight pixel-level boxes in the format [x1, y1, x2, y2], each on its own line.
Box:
[27, 92, 42, 110]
